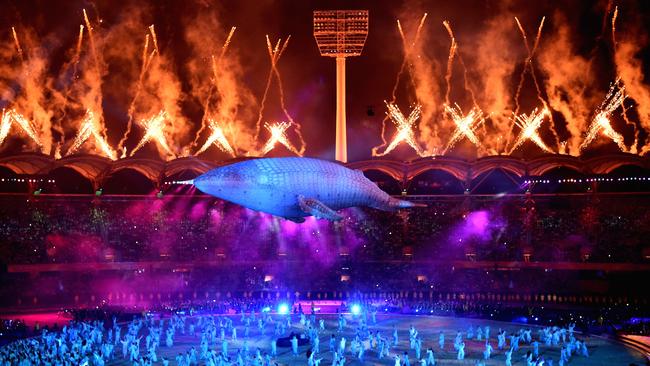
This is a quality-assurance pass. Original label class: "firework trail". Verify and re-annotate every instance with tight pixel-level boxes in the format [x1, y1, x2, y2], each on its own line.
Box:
[443, 104, 485, 154]
[375, 14, 428, 154]
[259, 122, 302, 156]
[611, 6, 639, 152]
[82, 9, 100, 75]
[442, 21, 457, 106]
[372, 102, 425, 157]
[509, 108, 553, 154]
[442, 21, 478, 109]
[118, 32, 156, 156]
[11, 27, 24, 64]
[119, 25, 162, 156]
[130, 110, 175, 158]
[579, 80, 627, 152]
[192, 85, 215, 150]
[77, 8, 113, 157]
[397, 16, 427, 104]
[266, 37, 306, 155]
[148, 24, 159, 54]
[254, 36, 287, 141]
[511, 16, 560, 151]
[192, 27, 237, 150]
[52, 25, 85, 153]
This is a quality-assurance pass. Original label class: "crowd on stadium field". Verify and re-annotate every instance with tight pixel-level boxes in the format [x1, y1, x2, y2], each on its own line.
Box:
[0, 296, 647, 366]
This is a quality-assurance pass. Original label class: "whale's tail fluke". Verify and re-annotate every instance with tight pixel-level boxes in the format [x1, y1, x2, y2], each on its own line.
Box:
[388, 197, 427, 210]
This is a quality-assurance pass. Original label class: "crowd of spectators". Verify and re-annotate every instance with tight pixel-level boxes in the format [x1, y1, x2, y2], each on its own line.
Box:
[0, 193, 648, 265]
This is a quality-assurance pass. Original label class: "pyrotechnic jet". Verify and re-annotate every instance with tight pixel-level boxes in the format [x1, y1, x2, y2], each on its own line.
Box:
[192, 157, 424, 223]
[0, 109, 43, 151]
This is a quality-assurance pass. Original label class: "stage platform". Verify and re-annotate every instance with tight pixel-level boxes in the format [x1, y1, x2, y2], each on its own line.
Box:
[106, 313, 647, 365]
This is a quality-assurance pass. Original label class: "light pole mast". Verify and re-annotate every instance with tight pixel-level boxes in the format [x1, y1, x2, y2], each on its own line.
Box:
[313, 10, 369, 163]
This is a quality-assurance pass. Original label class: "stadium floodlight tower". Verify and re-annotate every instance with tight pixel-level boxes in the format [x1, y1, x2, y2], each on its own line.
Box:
[313, 10, 369, 163]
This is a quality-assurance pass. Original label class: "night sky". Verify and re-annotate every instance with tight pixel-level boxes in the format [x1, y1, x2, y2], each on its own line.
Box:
[0, 0, 649, 161]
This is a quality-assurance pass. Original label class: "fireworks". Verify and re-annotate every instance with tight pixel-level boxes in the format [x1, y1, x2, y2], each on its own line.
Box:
[509, 108, 554, 154]
[66, 110, 117, 160]
[580, 81, 628, 152]
[130, 110, 176, 159]
[0, 109, 43, 151]
[259, 122, 302, 156]
[444, 104, 485, 153]
[372, 103, 426, 157]
[195, 119, 235, 157]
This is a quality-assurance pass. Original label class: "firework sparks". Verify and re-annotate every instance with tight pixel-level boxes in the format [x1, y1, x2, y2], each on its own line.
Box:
[66, 110, 117, 160]
[130, 110, 176, 159]
[259, 122, 302, 156]
[444, 104, 486, 153]
[579, 81, 627, 152]
[0, 109, 43, 150]
[509, 108, 553, 154]
[372, 103, 426, 157]
[195, 119, 235, 157]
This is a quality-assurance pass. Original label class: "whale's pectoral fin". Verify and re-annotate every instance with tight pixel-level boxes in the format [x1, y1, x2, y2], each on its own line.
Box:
[297, 195, 343, 221]
[285, 216, 306, 223]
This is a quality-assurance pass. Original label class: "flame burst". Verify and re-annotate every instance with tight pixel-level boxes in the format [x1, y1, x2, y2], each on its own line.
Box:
[579, 81, 627, 152]
[509, 108, 554, 154]
[259, 122, 302, 156]
[444, 104, 486, 154]
[66, 110, 117, 160]
[372, 103, 426, 157]
[0, 109, 43, 150]
[130, 110, 176, 159]
[195, 119, 235, 157]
